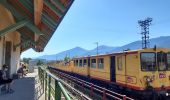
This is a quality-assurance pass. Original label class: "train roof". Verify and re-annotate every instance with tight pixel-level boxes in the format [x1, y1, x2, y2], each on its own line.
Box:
[73, 47, 169, 59]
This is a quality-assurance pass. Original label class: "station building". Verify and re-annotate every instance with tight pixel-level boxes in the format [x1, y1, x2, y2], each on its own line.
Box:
[0, 0, 73, 77]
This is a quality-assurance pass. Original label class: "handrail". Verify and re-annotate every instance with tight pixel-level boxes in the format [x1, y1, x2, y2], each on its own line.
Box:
[46, 67, 91, 100]
[38, 66, 71, 100]
[49, 67, 134, 100]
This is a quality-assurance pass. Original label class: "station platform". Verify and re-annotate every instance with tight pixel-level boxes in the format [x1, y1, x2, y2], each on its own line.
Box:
[0, 69, 44, 100]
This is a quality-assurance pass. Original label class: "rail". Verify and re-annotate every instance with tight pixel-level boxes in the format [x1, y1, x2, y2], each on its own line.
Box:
[38, 66, 71, 100]
[50, 67, 134, 100]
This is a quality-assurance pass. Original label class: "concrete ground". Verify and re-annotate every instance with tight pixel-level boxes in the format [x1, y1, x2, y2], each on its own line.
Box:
[0, 69, 45, 100]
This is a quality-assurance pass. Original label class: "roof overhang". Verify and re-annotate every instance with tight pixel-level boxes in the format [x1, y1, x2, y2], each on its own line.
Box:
[0, 0, 74, 52]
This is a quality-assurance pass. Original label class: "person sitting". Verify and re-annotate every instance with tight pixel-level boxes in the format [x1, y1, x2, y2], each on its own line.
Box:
[17, 64, 24, 78]
[17, 64, 27, 78]
[23, 65, 27, 76]
[0, 64, 14, 93]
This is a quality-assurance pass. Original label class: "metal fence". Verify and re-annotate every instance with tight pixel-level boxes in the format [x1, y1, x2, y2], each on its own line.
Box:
[50, 68, 134, 100]
[38, 66, 71, 100]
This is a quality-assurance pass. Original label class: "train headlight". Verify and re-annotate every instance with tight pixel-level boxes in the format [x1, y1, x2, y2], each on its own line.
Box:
[144, 75, 155, 88]
[144, 75, 155, 82]
[166, 93, 169, 96]
[146, 77, 151, 82]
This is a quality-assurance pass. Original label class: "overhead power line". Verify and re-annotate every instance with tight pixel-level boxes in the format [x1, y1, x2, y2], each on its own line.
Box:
[138, 17, 152, 49]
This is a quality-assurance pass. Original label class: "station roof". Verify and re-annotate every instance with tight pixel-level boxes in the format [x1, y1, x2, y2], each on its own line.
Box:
[0, 0, 74, 52]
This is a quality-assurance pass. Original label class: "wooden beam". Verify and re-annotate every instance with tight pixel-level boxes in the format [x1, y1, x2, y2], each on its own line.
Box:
[44, 0, 62, 17]
[0, 19, 30, 36]
[0, 0, 24, 20]
[14, 40, 30, 48]
[51, 0, 66, 12]
[18, 27, 35, 40]
[26, 23, 44, 35]
[34, 0, 43, 25]
[2, 1, 44, 35]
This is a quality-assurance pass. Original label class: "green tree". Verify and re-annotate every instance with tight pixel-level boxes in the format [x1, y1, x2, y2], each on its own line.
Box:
[64, 55, 70, 62]
[37, 60, 44, 66]
[23, 58, 32, 64]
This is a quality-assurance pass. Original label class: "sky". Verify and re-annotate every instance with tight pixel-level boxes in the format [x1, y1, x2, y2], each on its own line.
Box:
[21, 0, 170, 58]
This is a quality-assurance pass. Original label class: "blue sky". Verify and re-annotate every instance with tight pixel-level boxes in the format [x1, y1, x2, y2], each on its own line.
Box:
[21, 0, 170, 58]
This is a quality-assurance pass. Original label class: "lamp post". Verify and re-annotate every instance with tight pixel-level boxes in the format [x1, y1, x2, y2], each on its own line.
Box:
[95, 42, 99, 55]
[55, 54, 57, 64]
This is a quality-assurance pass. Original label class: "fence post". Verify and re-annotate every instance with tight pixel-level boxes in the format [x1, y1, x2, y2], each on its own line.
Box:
[123, 95, 126, 100]
[48, 76, 51, 100]
[40, 68, 42, 83]
[55, 80, 61, 100]
[42, 69, 45, 93]
[90, 84, 93, 97]
[82, 82, 84, 91]
[102, 88, 106, 100]
[45, 73, 47, 100]
[38, 67, 39, 76]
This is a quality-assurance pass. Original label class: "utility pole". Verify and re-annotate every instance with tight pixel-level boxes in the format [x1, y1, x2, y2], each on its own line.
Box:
[95, 42, 99, 55]
[55, 54, 57, 64]
[138, 17, 152, 49]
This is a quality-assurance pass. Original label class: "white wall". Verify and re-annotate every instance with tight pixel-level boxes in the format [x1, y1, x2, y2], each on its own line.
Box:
[0, 4, 21, 76]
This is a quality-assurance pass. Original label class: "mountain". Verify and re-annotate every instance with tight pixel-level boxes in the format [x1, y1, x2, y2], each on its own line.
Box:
[84, 45, 118, 55]
[36, 36, 170, 60]
[37, 47, 88, 60]
[112, 36, 170, 52]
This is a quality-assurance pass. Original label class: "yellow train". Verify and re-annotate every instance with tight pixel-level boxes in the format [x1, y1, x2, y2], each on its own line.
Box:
[49, 47, 170, 99]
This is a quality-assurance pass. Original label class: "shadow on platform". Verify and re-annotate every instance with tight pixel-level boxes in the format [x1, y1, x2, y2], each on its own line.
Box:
[0, 69, 45, 100]
[0, 77, 35, 100]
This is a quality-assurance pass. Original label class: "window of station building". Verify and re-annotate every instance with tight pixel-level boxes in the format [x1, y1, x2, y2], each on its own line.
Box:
[91, 59, 96, 68]
[117, 56, 122, 70]
[83, 59, 87, 66]
[157, 52, 167, 71]
[79, 59, 83, 67]
[141, 52, 156, 71]
[98, 58, 104, 69]
[167, 53, 170, 70]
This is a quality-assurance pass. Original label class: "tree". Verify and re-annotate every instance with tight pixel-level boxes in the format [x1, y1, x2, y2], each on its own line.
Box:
[22, 58, 32, 64]
[64, 55, 70, 62]
[37, 60, 44, 66]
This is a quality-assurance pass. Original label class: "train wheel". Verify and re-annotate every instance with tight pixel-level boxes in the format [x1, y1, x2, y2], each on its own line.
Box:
[152, 92, 158, 100]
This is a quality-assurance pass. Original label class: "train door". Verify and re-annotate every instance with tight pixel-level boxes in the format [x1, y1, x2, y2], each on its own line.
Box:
[87, 58, 90, 77]
[110, 56, 116, 82]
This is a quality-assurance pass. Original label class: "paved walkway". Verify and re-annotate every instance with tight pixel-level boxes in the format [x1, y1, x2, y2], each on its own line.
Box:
[0, 69, 45, 100]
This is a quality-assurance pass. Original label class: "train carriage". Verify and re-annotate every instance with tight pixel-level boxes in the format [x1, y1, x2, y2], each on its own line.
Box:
[72, 57, 89, 76]
[53, 61, 74, 73]
[89, 55, 111, 82]
[50, 47, 170, 99]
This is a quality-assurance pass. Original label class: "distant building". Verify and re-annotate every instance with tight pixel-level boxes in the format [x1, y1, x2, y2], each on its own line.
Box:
[29, 59, 47, 72]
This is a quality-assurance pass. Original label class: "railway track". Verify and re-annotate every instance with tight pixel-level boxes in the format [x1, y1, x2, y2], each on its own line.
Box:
[49, 67, 134, 100]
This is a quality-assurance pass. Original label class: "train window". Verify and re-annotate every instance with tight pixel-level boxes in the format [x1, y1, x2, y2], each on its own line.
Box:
[117, 56, 122, 70]
[167, 53, 170, 70]
[91, 59, 96, 68]
[141, 52, 156, 71]
[79, 59, 83, 67]
[83, 59, 87, 66]
[76, 60, 79, 66]
[98, 58, 104, 69]
[157, 52, 167, 71]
